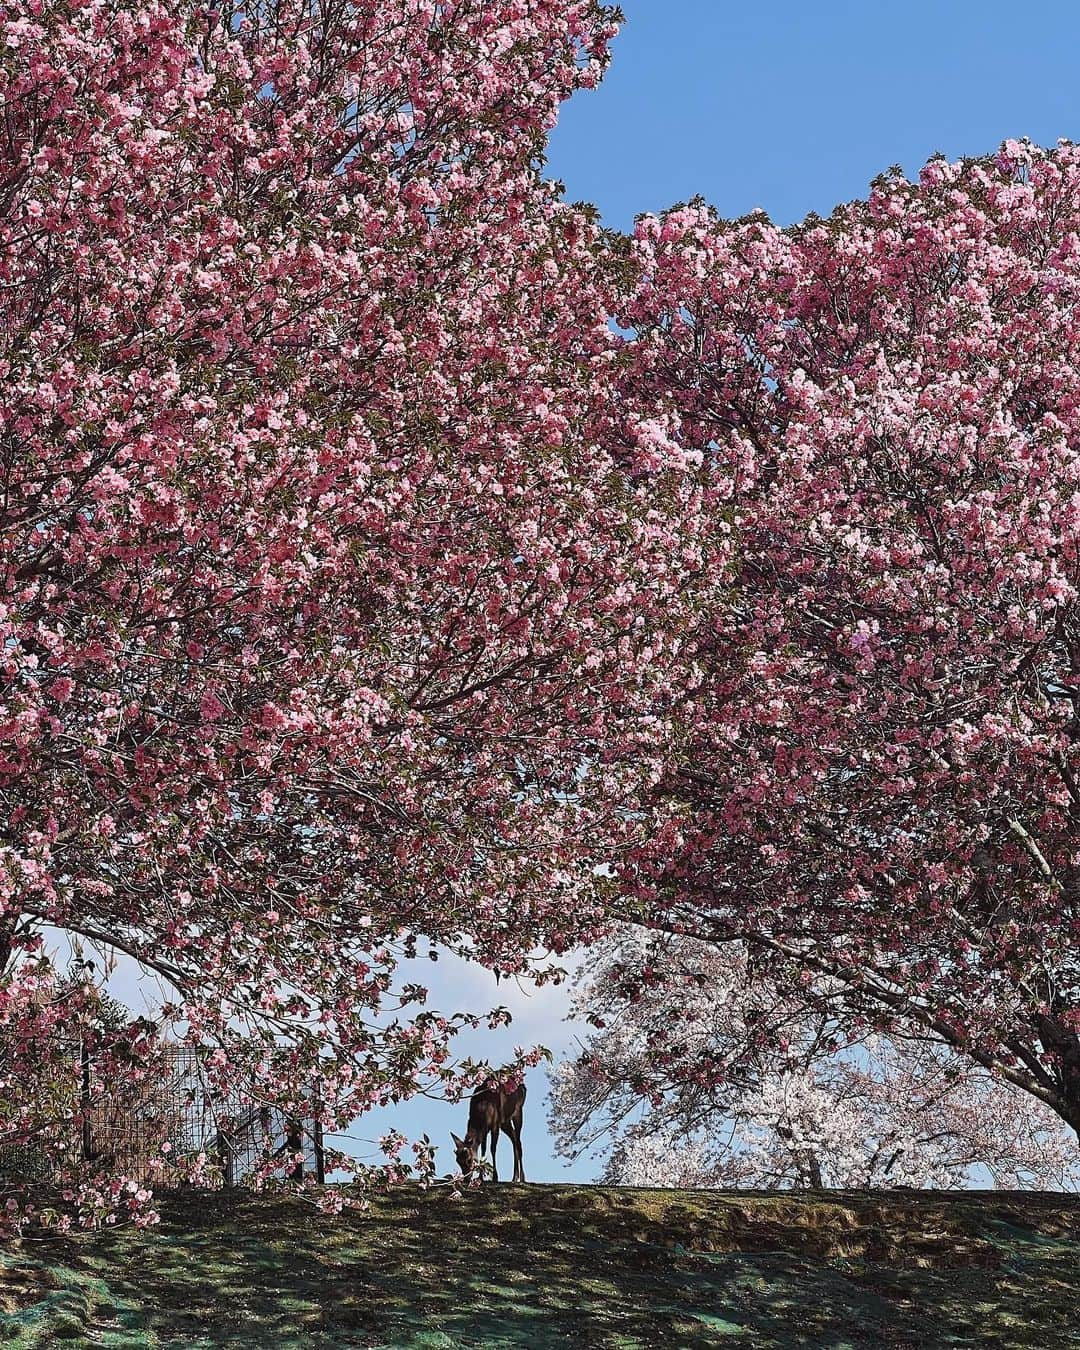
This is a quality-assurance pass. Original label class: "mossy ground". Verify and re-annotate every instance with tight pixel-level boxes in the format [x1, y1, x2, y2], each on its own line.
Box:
[0, 1185, 1077, 1347]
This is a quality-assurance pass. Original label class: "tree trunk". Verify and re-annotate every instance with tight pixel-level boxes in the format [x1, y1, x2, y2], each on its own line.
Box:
[0, 912, 19, 975]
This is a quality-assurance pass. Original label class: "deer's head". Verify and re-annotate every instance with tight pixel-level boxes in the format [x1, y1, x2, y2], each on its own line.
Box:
[450, 1131, 477, 1179]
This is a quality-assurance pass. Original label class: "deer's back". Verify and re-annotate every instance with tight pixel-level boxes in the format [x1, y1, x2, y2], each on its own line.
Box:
[469, 1084, 525, 1131]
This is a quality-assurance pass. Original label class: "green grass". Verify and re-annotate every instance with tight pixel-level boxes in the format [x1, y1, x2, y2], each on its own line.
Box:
[1, 1185, 1078, 1347]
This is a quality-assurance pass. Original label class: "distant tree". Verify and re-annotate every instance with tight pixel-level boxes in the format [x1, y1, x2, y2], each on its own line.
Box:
[0, 0, 712, 1221]
[551, 930, 1080, 1190]
[612, 141, 1080, 1142]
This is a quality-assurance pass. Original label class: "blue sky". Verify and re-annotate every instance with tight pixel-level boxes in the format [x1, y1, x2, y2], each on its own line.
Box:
[549, 0, 1080, 230]
[370, 0, 1080, 1187]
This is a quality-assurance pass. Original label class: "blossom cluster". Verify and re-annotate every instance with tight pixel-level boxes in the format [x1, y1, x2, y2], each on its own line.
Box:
[0, 0, 714, 1222]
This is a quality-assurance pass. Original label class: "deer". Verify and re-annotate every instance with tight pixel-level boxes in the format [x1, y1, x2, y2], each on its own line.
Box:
[451, 1081, 526, 1183]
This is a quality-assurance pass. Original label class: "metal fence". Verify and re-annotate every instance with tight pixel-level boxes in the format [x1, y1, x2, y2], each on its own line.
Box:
[0, 1044, 326, 1188]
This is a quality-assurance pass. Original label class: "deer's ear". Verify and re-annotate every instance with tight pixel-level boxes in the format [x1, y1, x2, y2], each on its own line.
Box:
[450, 1132, 464, 1149]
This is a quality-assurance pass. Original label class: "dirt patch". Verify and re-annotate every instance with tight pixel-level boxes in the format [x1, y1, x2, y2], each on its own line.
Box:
[0, 1262, 59, 1315]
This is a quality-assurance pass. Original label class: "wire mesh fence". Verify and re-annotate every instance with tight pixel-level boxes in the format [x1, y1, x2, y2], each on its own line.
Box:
[0, 1043, 326, 1188]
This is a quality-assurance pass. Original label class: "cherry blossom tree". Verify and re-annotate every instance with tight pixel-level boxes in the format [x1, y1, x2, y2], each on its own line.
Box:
[551, 930, 1080, 1190]
[615, 141, 1080, 1143]
[0, 0, 715, 1217]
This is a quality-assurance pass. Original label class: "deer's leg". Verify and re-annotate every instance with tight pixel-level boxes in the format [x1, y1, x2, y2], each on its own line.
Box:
[489, 1125, 500, 1182]
[508, 1116, 524, 1183]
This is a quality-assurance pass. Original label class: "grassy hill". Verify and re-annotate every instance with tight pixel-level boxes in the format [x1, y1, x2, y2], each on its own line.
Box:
[0, 1185, 1077, 1347]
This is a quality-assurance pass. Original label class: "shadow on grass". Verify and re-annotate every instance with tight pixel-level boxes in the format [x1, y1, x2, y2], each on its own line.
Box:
[3, 1186, 1078, 1348]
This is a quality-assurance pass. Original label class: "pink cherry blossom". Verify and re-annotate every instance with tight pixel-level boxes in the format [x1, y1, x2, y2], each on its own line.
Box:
[0, 0, 711, 1224]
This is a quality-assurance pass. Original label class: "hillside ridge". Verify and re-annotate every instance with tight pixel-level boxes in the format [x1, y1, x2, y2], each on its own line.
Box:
[1, 1184, 1077, 1347]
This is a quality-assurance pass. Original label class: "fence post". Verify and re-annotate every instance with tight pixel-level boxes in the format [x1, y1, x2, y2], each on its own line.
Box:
[287, 1118, 303, 1181]
[313, 1116, 325, 1185]
[216, 1128, 235, 1187]
[80, 1042, 92, 1164]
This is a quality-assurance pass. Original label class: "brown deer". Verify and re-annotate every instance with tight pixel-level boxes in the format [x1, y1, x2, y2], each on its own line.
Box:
[451, 1082, 526, 1183]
